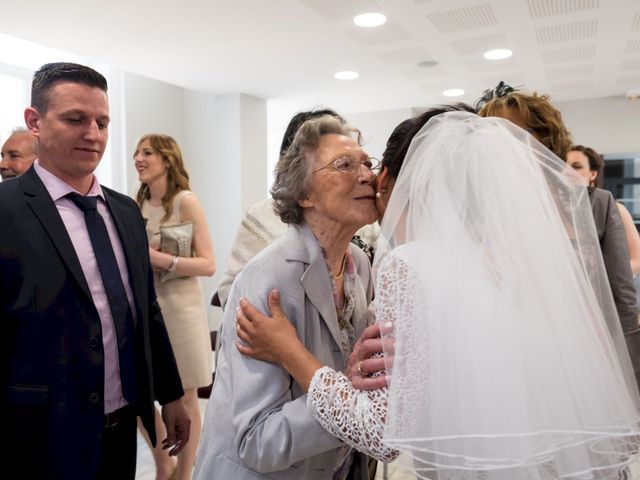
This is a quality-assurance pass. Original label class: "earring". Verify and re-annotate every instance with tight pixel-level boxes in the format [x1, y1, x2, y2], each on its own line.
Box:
[375, 189, 387, 199]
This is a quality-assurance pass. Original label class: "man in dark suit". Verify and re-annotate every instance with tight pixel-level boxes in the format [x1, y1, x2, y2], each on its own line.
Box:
[0, 62, 190, 479]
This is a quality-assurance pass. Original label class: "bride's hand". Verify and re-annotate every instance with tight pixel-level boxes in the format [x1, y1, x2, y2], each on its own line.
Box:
[236, 289, 299, 364]
[347, 322, 394, 390]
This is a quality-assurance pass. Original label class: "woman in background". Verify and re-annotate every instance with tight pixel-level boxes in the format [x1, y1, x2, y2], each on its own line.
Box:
[478, 86, 640, 387]
[135, 134, 216, 480]
[568, 144, 640, 276]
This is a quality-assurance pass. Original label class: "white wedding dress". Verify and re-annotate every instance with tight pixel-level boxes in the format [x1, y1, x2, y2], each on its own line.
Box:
[306, 112, 640, 480]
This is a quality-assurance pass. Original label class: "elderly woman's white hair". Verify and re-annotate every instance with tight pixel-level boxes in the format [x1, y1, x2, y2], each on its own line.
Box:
[271, 115, 361, 224]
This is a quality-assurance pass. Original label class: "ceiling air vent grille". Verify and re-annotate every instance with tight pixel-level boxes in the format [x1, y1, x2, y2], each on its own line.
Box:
[427, 3, 497, 33]
[450, 33, 508, 54]
[625, 38, 640, 54]
[298, 0, 381, 21]
[535, 19, 598, 44]
[541, 44, 597, 64]
[527, 0, 600, 19]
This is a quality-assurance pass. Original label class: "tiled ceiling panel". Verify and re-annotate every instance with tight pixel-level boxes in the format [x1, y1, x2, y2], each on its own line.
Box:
[546, 64, 595, 79]
[427, 3, 498, 33]
[375, 47, 431, 66]
[2, 0, 638, 114]
[420, 82, 457, 94]
[450, 33, 509, 54]
[298, 0, 381, 20]
[535, 19, 598, 44]
[527, 0, 600, 19]
[401, 66, 450, 80]
[541, 44, 597, 64]
[467, 57, 519, 72]
[549, 79, 595, 91]
[343, 21, 411, 45]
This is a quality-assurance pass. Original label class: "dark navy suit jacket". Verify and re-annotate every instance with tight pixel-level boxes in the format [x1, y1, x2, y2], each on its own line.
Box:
[0, 166, 183, 479]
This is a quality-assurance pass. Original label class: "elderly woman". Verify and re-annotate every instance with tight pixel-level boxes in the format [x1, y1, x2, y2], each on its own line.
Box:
[194, 115, 379, 479]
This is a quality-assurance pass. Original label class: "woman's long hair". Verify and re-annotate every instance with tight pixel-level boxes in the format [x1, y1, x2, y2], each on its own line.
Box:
[135, 134, 190, 222]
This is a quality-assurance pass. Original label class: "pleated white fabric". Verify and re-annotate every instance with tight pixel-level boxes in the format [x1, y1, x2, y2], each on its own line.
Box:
[374, 112, 640, 479]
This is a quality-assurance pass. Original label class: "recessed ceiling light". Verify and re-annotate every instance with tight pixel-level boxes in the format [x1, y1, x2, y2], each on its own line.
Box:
[417, 60, 439, 68]
[484, 49, 513, 60]
[443, 88, 465, 97]
[353, 12, 387, 27]
[334, 71, 359, 80]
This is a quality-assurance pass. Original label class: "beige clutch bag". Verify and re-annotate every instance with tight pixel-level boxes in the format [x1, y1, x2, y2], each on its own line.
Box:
[159, 221, 194, 283]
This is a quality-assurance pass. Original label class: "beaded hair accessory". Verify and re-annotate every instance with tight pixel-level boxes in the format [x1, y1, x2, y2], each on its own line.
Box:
[474, 81, 519, 110]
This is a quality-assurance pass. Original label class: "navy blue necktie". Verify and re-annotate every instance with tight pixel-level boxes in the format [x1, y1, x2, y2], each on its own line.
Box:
[67, 192, 137, 405]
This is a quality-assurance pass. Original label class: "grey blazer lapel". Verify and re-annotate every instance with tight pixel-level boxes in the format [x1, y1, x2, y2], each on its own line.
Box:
[289, 224, 346, 357]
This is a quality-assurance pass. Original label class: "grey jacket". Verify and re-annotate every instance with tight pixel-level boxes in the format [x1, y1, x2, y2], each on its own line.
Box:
[195, 223, 374, 479]
[589, 187, 640, 387]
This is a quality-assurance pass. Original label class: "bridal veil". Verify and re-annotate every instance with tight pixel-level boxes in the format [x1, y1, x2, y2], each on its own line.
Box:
[375, 112, 640, 479]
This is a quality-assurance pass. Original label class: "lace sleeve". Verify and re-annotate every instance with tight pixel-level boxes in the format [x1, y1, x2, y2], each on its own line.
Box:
[307, 366, 399, 463]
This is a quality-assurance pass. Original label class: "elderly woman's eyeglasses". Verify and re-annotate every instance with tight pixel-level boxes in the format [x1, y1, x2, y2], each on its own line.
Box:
[312, 156, 381, 175]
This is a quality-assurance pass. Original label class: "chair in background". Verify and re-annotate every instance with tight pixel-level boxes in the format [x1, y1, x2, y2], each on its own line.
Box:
[197, 291, 221, 399]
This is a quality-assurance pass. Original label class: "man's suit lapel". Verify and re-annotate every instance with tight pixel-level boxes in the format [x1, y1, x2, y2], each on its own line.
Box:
[103, 188, 143, 329]
[21, 168, 93, 302]
[289, 224, 347, 358]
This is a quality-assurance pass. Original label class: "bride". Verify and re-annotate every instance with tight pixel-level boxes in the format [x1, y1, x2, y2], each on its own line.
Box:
[235, 111, 640, 479]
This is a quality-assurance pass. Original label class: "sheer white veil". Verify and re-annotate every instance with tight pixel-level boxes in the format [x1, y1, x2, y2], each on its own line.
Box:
[374, 112, 640, 479]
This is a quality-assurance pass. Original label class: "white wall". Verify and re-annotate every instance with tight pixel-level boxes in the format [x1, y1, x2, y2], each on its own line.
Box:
[346, 108, 414, 160]
[239, 95, 268, 211]
[183, 92, 267, 328]
[123, 71, 187, 196]
[121, 74, 267, 329]
[556, 96, 640, 155]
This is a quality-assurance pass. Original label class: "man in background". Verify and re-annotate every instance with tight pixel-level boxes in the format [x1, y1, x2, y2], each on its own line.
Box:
[0, 127, 38, 180]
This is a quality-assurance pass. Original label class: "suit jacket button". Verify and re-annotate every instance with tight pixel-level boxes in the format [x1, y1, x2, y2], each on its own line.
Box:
[88, 337, 99, 348]
[88, 392, 100, 403]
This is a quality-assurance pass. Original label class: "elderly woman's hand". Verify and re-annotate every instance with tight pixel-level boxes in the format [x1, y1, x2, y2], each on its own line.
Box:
[346, 322, 394, 390]
[236, 289, 300, 364]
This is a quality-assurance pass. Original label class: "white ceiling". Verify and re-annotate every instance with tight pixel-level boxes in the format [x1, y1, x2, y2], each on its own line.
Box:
[2, 0, 640, 113]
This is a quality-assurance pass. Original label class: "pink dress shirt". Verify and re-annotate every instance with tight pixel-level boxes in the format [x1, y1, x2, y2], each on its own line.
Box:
[34, 161, 136, 414]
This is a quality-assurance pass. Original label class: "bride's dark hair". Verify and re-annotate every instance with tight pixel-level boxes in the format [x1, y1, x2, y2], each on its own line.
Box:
[381, 103, 477, 179]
